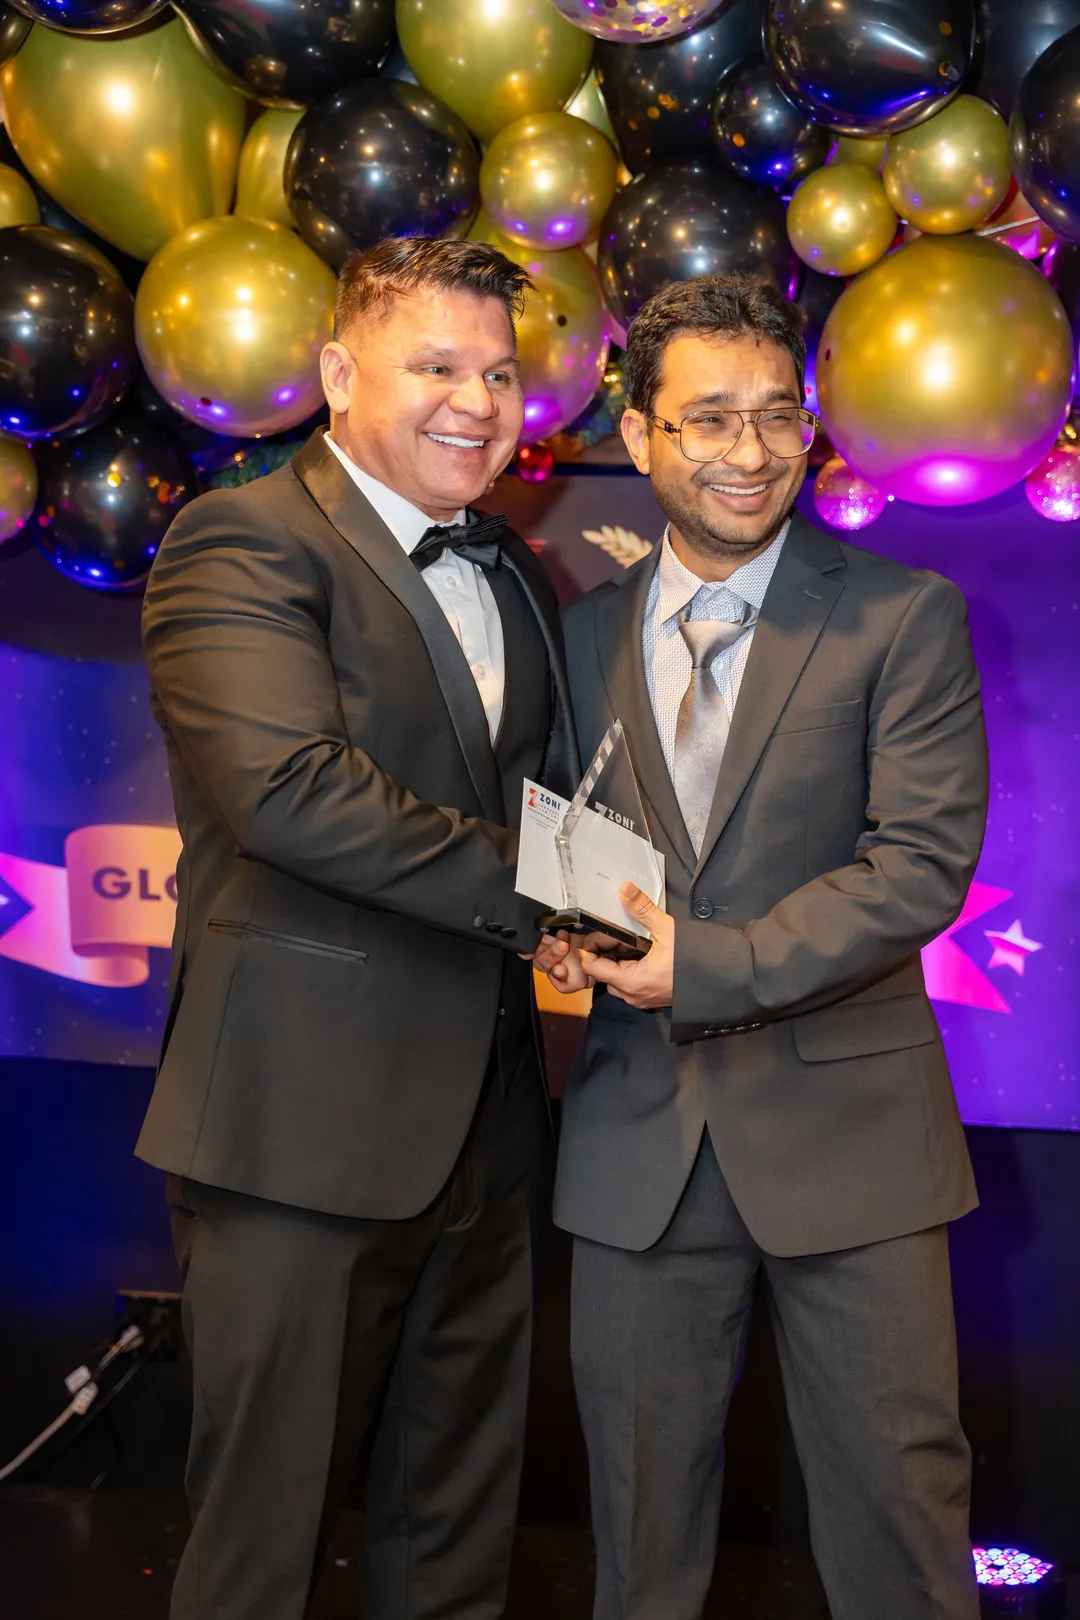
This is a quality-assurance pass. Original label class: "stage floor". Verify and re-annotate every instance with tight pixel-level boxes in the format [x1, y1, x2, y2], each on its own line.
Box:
[0, 1483, 832, 1619]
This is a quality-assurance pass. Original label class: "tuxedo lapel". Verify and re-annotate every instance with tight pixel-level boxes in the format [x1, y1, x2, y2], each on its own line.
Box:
[594, 544, 698, 877]
[291, 432, 503, 821]
[694, 515, 848, 873]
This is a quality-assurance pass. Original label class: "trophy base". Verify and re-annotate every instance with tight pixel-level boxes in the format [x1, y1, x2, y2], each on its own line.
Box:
[536, 908, 650, 959]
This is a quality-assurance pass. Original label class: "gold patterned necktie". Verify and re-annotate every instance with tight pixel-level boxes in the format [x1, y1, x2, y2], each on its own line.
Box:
[673, 600, 757, 854]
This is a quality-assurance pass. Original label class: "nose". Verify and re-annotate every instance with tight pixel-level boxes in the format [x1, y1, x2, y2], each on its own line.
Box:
[721, 417, 771, 473]
[447, 372, 497, 419]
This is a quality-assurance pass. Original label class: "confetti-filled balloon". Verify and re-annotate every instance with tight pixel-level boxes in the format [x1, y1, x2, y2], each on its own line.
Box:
[0, 18, 245, 262]
[135, 216, 335, 437]
[547, 0, 724, 45]
[481, 110, 617, 250]
[176, 0, 394, 107]
[787, 164, 896, 278]
[286, 79, 480, 270]
[0, 225, 137, 440]
[883, 96, 1011, 235]
[598, 159, 798, 329]
[0, 162, 38, 227]
[470, 215, 610, 442]
[234, 108, 302, 230]
[818, 233, 1074, 505]
[7, 0, 166, 33]
[813, 455, 886, 531]
[0, 434, 37, 542]
[1010, 24, 1080, 246]
[35, 405, 196, 590]
[1025, 439, 1080, 521]
[397, 0, 592, 144]
[765, 0, 975, 137]
[709, 53, 829, 191]
[595, 0, 761, 174]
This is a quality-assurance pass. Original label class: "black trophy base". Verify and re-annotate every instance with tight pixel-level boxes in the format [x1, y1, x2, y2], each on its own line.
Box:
[536, 908, 650, 959]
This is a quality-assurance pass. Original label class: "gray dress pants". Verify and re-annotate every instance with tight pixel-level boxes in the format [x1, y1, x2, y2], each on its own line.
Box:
[570, 1132, 978, 1620]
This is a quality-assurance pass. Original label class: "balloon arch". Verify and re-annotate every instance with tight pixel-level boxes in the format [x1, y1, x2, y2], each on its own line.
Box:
[2, 0, 1080, 588]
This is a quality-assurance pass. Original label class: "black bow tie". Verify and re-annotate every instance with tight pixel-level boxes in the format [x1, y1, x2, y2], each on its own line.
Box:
[411, 511, 506, 573]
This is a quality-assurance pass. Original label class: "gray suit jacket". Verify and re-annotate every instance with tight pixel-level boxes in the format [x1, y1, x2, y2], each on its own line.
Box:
[554, 514, 988, 1257]
[136, 431, 575, 1220]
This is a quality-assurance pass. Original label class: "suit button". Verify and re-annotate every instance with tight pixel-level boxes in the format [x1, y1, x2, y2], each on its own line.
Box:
[473, 916, 486, 929]
[501, 926, 517, 940]
[486, 921, 504, 934]
[692, 898, 714, 920]
[498, 1006, 506, 1018]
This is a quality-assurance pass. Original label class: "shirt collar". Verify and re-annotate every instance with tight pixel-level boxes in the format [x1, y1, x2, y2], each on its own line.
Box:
[654, 519, 791, 629]
[324, 432, 466, 557]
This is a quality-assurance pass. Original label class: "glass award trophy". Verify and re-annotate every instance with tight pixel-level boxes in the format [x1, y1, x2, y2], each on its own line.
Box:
[537, 721, 664, 956]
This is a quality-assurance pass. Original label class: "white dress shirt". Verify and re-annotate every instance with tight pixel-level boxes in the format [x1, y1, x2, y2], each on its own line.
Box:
[325, 433, 505, 741]
[643, 521, 790, 777]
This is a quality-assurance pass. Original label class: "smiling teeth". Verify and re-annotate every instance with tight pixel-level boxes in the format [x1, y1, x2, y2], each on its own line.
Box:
[428, 433, 485, 448]
[709, 483, 769, 495]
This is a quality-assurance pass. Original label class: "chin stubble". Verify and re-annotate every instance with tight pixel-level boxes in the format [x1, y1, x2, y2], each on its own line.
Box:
[657, 465, 799, 563]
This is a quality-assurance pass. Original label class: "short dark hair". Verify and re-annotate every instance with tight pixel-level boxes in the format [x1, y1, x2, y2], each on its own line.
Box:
[333, 236, 532, 340]
[623, 273, 807, 416]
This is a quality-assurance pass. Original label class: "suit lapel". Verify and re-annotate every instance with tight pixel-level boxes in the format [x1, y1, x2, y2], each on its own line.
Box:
[595, 544, 698, 876]
[291, 432, 503, 821]
[694, 515, 848, 873]
[500, 529, 581, 796]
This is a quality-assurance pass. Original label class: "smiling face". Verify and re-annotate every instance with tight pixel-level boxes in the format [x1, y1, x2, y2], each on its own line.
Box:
[621, 330, 808, 581]
[319, 286, 524, 521]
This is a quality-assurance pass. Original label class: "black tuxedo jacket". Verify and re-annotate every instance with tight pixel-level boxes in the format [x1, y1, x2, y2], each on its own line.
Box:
[136, 431, 575, 1219]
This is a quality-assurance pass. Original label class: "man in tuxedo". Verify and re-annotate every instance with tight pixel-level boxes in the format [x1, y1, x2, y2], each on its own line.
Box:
[136, 237, 575, 1620]
[541, 274, 988, 1620]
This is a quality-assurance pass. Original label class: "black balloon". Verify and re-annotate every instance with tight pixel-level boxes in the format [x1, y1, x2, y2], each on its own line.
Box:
[1042, 240, 1080, 397]
[796, 266, 846, 414]
[709, 53, 830, 191]
[765, 0, 976, 137]
[0, 0, 29, 61]
[0, 226, 137, 441]
[177, 0, 394, 107]
[595, 0, 762, 175]
[971, 0, 1080, 119]
[35, 406, 196, 591]
[286, 79, 479, 270]
[1011, 24, 1080, 245]
[7, 0, 166, 35]
[597, 160, 800, 330]
[132, 369, 328, 479]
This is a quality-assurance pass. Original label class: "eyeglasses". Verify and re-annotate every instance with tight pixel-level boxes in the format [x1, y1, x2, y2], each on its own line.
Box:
[651, 406, 819, 463]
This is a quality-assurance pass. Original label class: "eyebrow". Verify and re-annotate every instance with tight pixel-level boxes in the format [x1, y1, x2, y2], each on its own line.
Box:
[678, 385, 800, 410]
[406, 346, 519, 369]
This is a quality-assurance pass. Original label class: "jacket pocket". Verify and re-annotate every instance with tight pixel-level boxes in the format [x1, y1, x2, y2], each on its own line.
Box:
[207, 920, 369, 964]
[792, 993, 938, 1062]
[773, 697, 865, 736]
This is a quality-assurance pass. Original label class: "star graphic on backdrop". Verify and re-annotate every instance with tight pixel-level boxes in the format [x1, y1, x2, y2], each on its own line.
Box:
[921, 881, 1013, 1013]
[984, 919, 1043, 976]
[0, 869, 31, 942]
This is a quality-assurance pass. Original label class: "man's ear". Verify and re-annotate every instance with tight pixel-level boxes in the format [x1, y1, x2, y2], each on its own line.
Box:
[620, 407, 652, 475]
[320, 341, 353, 415]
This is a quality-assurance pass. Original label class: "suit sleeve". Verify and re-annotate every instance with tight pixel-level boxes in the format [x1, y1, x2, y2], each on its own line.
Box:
[143, 493, 539, 949]
[671, 575, 989, 1039]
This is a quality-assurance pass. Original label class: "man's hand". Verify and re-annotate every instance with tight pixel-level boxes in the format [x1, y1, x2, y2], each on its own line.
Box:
[580, 884, 675, 1009]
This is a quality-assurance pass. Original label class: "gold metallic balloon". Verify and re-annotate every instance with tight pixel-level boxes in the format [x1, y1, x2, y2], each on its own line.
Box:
[565, 66, 617, 150]
[818, 233, 1074, 506]
[234, 108, 302, 230]
[135, 216, 335, 437]
[469, 213, 610, 442]
[397, 0, 593, 144]
[0, 18, 245, 262]
[787, 163, 897, 277]
[827, 135, 887, 172]
[883, 95, 1010, 235]
[0, 434, 36, 544]
[480, 109, 616, 250]
[0, 163, 39, 227]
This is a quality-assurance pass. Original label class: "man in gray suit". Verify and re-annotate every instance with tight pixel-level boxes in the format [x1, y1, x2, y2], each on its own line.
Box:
[137, 238, 575, 1620]
[541, 274, 988, 1620]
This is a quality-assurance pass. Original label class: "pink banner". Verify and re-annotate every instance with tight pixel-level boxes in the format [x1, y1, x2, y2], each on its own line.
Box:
[0, 825, 181, 988]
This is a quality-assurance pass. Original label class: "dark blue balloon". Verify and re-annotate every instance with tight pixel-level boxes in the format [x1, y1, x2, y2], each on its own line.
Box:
[971, 0, 1080, 119]
[34, 406, 196, 592]
[765, 0, 976, 137]
[709, 53, 830, 191]
[0, 226, 137, 441]
[1011, 24, 1080, 246]
[176, 0, 394, 107]
[5, 0, 166, 33]
[286, 78, 479, 270]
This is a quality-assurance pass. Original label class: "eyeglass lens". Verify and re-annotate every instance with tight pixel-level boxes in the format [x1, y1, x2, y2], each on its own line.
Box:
[681, 409, 815, 461]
